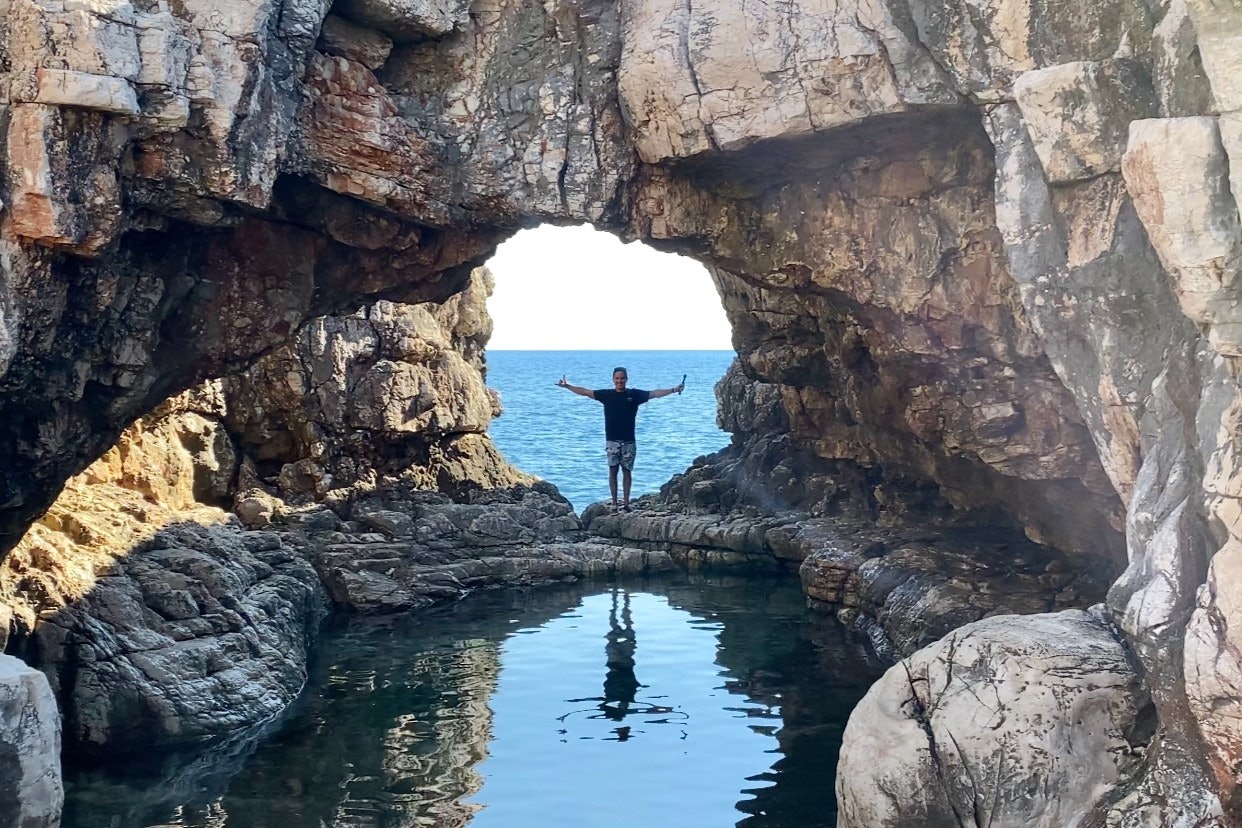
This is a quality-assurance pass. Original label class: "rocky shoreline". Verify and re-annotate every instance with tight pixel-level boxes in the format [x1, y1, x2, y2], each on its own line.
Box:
[0, 263, 1203, 823]
[3, 0, 1242, 824]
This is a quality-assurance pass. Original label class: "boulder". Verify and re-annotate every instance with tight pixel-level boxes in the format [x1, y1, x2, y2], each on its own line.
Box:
[0, 655, 61, 828]
[837, 611, 1145, 828]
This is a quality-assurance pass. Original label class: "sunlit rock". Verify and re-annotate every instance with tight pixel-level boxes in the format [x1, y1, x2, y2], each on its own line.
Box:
[837, 611, 1144, 828]
[1014, 59, 1157, 183]
[617, 0, 957, 162]
[1151, 0, 1216, 118]
[1123, 120, 1242, 345]
[3, 0, 1242, 819]
[1185, 0, 1242, 113]
[0, 655, 62, 828]
[223, 267, 527, 496]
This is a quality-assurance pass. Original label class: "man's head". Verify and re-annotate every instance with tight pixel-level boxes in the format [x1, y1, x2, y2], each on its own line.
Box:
[612, 367, 628, 391]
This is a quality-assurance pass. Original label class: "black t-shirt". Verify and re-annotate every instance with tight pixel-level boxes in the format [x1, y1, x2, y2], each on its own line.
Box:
[593, 388, 651, 441]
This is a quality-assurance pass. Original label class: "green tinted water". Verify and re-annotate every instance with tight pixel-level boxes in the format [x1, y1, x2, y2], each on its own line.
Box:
[62, 575, 886, 828]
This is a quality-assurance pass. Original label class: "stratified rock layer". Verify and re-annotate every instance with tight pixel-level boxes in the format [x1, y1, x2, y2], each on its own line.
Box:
[0, 268, 546, 753]
[222, 266, 528, 497]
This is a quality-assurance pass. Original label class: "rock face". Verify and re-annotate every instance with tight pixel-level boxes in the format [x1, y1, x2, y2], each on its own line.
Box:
[0, 267, 549, 751]
[222, 266, 528, 497]
[0, 655, 61, 828]
[313, 487, 673, 612]
[837, 611, 1148, 828]
[0, 0, 1241, 821]
[0, 397, 331, 754]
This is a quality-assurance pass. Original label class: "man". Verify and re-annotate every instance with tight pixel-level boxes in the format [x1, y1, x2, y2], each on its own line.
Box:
[556, 367, 684, 512]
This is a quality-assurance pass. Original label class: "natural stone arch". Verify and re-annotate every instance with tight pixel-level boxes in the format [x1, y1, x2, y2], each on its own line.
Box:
[1, 0, 1242, 822]
[0, 0, 1128, 566]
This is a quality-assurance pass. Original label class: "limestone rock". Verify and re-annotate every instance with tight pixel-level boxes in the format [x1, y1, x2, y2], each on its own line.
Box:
[1183, 394, 1242, 805]
[6, 103, 124, 254]
[55, 525, 328, 753]
[1014, 59, 1158, 183]
[0, 271, 541, 762]
[313, 0, 632, 222]
[1152, 0, 1216, 118]
[29, 68, 140, 115]
[0, 389, 272, 751]
[799, 520, 1109, 654]
[334, 0, 468, 42]
[1186, 0, 1242, 113]
[312, 486, 678, 613]
[585, 504, 789, 570]
[618, 0, 958, 163]
[2, 0, 1242, 818]
[3, 427, 329, 753]
[837, 611, 1145, 828]
[318, 13, 394, 69]
[714, 360, 787, 437]
[633, 116, 1126, 564]
[0, 655, 61, 828]
[1223, 113, 1242, 218]
[222, 267, 529, 496]
[907, 0, 1155, 101]
[234, 491, 277, 530]
[1123, 117, 1242, 355]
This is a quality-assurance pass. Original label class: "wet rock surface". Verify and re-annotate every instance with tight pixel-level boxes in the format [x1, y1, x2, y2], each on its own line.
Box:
[587, 499, 1109, 659]
[310, 486, 675, 612]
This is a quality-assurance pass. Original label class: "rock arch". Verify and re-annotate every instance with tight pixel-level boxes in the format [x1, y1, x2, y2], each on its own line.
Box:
[2, 0, 1241, 820]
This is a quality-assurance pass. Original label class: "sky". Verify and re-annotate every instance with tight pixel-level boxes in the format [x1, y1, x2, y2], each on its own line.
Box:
[485, 224, 733, 350]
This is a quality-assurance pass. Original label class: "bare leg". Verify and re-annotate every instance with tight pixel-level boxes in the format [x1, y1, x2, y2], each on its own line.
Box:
[609, 465, 620, 506]
[622, 468, 632, 507]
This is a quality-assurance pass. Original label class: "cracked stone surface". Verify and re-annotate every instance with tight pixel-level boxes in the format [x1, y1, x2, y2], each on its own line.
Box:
[0, 655, 61, 828]
[837, 611, 1148, 828]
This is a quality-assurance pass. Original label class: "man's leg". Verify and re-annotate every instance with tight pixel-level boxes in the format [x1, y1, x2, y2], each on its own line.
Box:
[606, 441, 622, 509]
[621, 442, 636, 510]
[609, 464, 620, 507]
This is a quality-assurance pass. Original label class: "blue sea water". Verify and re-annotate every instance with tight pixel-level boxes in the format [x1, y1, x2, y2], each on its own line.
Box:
[487, 351, 736, 510]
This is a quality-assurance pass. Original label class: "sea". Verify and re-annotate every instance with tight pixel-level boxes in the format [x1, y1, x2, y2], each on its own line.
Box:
[486, 351, 736, 510]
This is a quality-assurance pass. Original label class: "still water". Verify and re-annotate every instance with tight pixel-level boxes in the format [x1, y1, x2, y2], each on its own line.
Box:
[62, 576, 886, 828]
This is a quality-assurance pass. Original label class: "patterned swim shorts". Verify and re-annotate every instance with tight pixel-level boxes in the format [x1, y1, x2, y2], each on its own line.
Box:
[605, 440, 637, 470]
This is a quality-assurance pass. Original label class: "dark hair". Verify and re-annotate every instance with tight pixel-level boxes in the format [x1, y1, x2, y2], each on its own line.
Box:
[612, 367, 627, 377]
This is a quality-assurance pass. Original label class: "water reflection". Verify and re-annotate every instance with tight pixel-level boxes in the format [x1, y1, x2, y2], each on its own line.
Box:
[602, 589, 641, 727]
[557, 590, 685, 743]
[62, 576, 887, 828]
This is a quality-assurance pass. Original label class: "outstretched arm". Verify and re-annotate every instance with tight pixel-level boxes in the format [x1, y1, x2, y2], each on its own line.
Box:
[649, 380, 685, 399]
[556, 376, 595, 398]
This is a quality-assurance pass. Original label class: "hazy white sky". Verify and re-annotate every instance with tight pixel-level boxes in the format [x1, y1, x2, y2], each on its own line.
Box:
[486, 224, 733, 350]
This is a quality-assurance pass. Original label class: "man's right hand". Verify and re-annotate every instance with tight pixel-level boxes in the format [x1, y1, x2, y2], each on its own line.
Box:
[557, 376, 569, 388]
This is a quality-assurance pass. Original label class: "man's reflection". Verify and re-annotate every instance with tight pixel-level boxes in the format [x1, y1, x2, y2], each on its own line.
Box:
[559, 590, 681, 741]
[601, 590, 640, 735]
